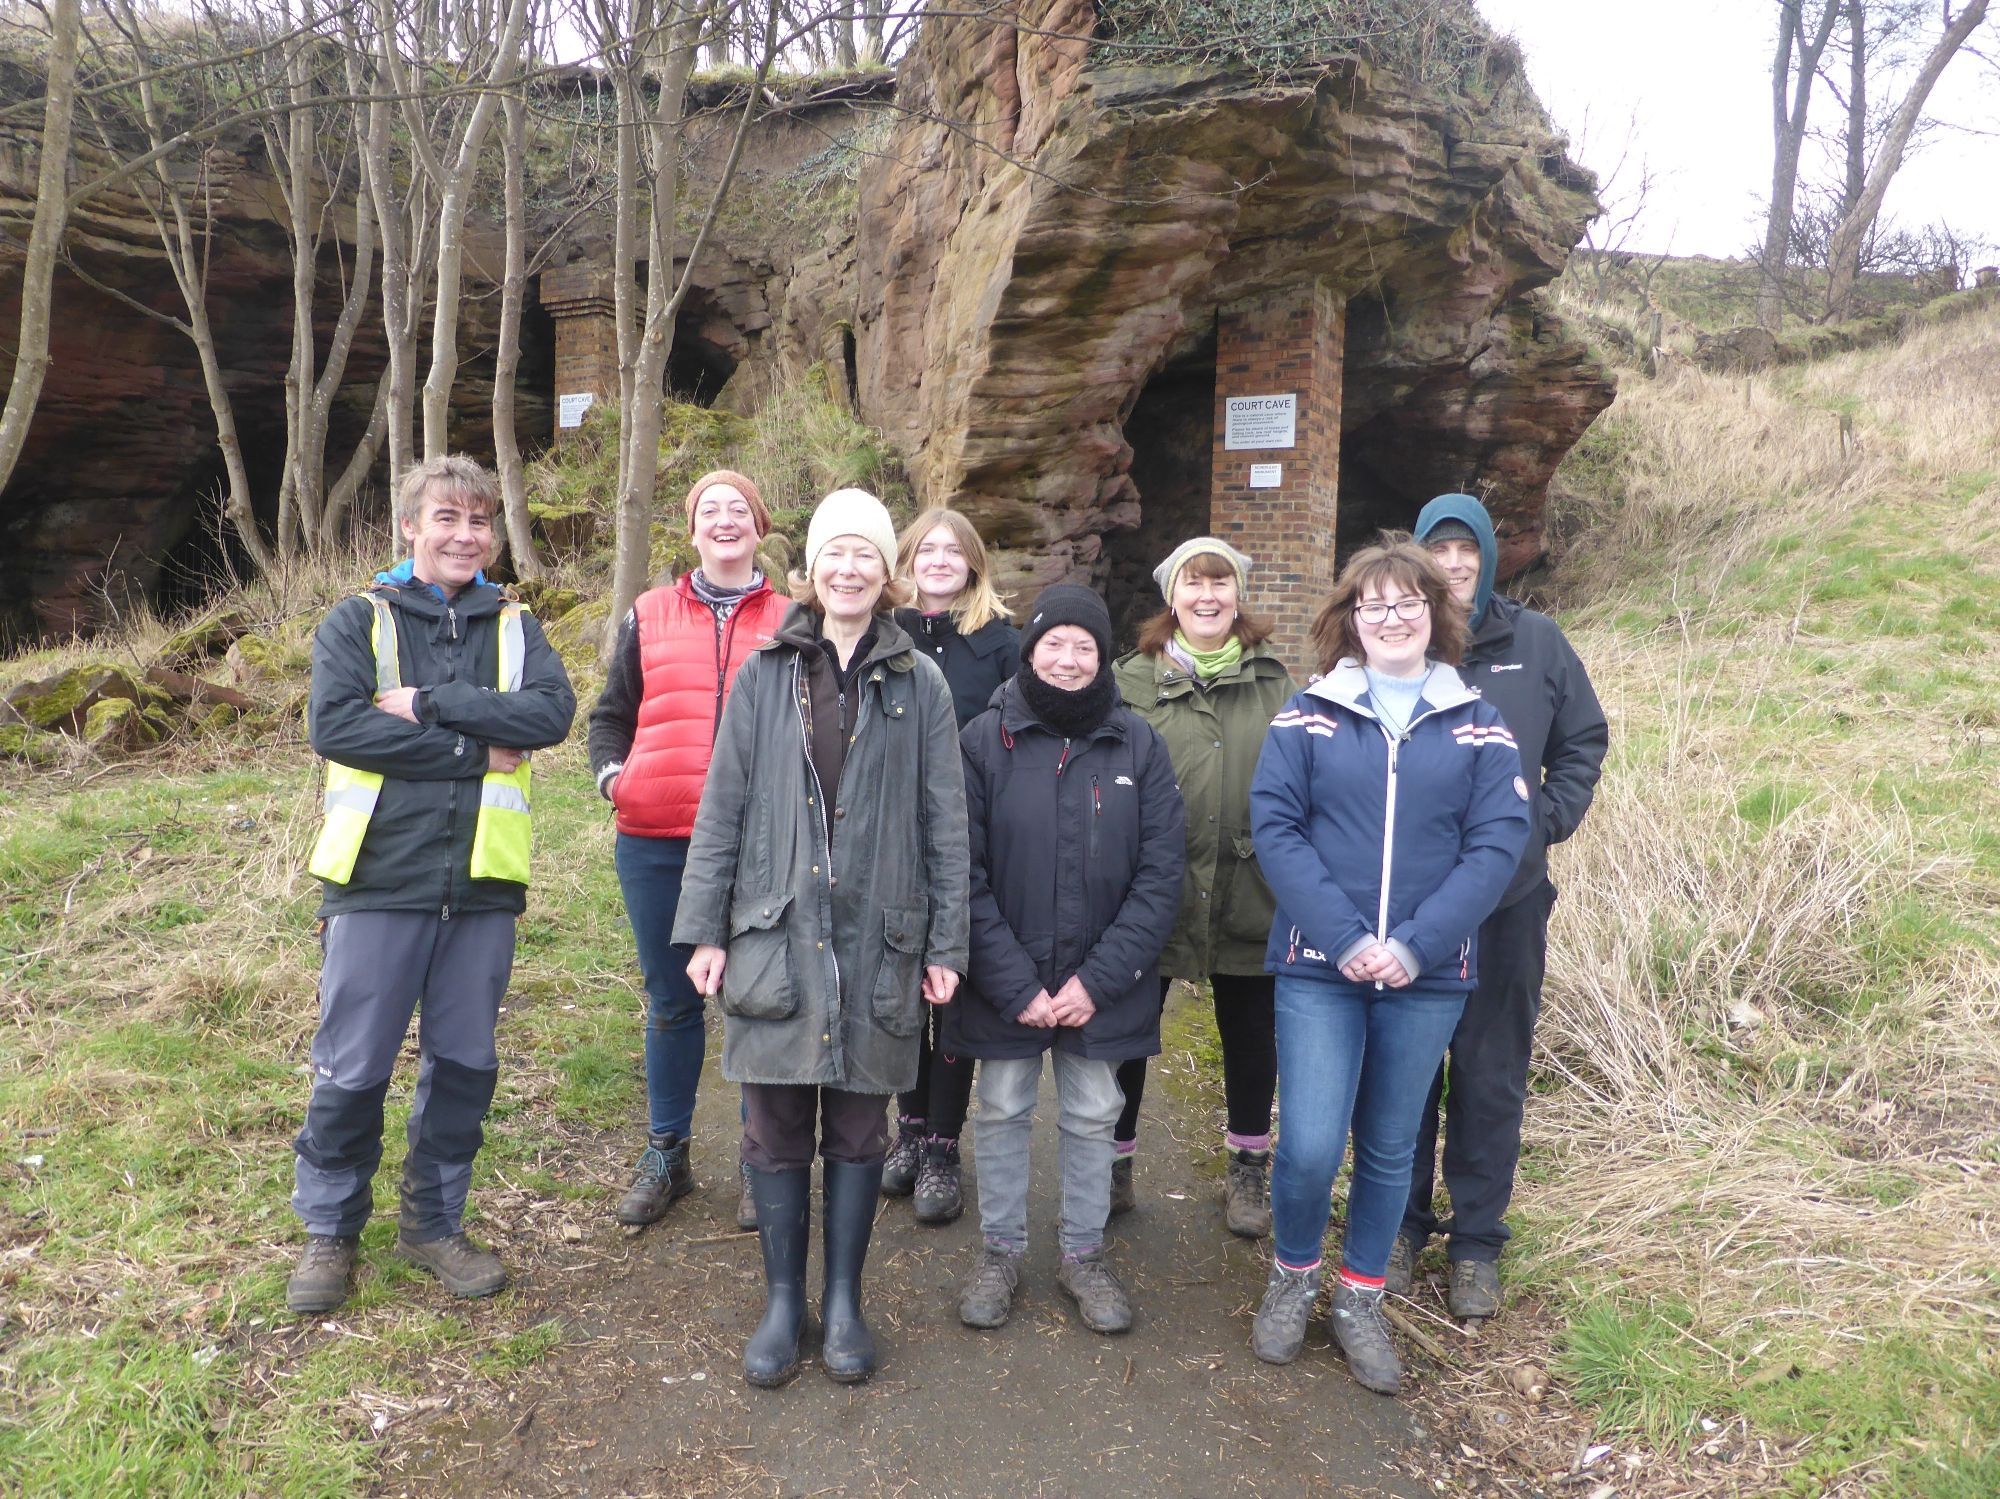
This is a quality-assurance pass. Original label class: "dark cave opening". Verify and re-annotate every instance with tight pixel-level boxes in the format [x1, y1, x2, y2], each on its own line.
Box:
[1104, 342, 1216, 651]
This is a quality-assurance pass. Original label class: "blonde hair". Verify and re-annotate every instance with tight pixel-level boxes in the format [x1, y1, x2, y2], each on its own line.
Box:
[895, 508, 1013, 634]
[395, 455, 498, 529]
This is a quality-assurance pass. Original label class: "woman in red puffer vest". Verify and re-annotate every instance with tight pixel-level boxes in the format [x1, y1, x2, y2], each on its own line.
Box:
[587, 470, 789, 1231]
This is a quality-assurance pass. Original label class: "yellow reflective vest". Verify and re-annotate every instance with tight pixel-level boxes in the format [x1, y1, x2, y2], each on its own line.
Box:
[308, 595, 534, 886]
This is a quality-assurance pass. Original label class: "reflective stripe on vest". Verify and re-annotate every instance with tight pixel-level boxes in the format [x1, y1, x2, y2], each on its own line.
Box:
[307, 595, 534, 886]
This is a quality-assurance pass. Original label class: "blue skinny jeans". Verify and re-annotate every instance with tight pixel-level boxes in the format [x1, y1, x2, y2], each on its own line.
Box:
[615, 833, 706, 1141]
[1271, 973, 1466, 1275]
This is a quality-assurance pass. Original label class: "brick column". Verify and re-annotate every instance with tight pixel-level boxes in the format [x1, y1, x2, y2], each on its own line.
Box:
[539, 264, 620, 442]
[1209, 279, 1344, 677]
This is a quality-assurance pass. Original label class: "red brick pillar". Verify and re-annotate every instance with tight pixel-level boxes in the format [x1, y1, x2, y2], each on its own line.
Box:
[1209, 279, 1344, 677]
[539, 264, 620, 442]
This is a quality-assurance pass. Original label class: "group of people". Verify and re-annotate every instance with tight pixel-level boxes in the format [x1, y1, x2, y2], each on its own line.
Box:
[283, 453, 1606, 1402]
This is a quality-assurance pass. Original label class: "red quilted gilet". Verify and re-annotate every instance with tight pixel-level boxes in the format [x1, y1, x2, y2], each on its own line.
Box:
[614, 574, 787, 838]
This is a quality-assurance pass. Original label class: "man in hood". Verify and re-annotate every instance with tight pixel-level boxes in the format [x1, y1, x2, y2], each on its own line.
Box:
[1393, 493, 1608, 1319]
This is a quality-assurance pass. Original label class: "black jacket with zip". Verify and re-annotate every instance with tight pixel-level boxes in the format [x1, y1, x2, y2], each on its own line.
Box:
[893, 607, 1021, 727]
[942, 676, 1187, 1062]
[307, 578, 576, 919]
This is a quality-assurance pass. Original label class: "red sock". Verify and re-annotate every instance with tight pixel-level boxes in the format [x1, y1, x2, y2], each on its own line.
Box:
[1338, 1267, 1386, 1292]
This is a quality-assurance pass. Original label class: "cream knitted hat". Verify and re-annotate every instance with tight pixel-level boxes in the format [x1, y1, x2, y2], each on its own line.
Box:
[805, 488, 899, 576]
[1152, 536, 1253, 598]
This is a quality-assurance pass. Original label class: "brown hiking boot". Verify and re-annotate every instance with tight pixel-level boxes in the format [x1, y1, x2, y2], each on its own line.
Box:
[736, 1161, 759, 1232]
[1384, 1233, 1421, 1298]
[881, 1116, 924, 1197]
[1448, 1259, 1502, 1320]
[286, 1234, 359, 1314]
[1057, 1249, 1133, 1334]
[615, 1132, 693, 1226]
[958, 1245, 1024, 1329]
[1108, 1155, 1136, 1216]
[397, 1231, 507, 1298]
[1223, 1148, 1272, 1238]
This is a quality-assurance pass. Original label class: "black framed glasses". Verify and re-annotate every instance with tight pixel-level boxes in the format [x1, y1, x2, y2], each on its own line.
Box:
[1354, 597, 1429, 625]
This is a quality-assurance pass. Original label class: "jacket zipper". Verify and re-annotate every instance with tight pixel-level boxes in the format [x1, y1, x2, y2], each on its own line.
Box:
[712, 604, 741, 745]
[442, 609, 459, 918]
[1089, 774, 1102, 859]
[1368, 697, 1448, 989]
[793, 655, 843, 1015]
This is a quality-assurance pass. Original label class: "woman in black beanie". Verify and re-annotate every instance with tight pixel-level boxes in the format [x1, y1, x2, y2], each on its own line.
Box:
[945, 584, 1187, 1335]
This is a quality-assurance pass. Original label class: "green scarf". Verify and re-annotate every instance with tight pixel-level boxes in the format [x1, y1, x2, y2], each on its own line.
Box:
[1173, 629, 1243, 680]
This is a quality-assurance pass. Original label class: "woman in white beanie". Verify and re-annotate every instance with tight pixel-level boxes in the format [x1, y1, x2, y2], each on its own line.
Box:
[1109, 538, 1297, 1235]
[674, 488, 970, 1388]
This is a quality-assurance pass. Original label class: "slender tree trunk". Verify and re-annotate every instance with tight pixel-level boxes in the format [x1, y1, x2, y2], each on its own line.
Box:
[1757, 0, 1841, 329]
[492, 87, 544, 579]
[0, 0, 83, 495]
[1824, 0, 1990, 317]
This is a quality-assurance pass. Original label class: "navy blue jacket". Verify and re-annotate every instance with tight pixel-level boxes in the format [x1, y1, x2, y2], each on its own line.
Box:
[1250, 660, 1530, 991]
[894, 608, 1020, 728]
[942, 677, 1186, 1061]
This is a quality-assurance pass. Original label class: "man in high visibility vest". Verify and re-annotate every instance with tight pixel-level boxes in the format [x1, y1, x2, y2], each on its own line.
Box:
[287, 455, 576, 1315]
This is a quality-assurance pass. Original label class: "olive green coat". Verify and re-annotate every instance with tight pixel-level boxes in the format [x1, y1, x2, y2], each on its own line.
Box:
[1111, 646, 1297, 977]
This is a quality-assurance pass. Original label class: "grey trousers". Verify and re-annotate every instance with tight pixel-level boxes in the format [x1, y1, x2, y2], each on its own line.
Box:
[974, 1050, 1124, 1257]
[291, 910, 515, 1242]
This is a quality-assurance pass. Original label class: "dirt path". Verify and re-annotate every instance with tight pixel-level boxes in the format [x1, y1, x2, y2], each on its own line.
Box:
[398, 993, 1432, 1498]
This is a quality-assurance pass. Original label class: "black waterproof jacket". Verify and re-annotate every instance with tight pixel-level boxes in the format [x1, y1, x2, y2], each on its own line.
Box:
[894, 607, 1021, 727]
[307, 578, 577, 919]
[1463, 596, 1608, 908]
[942, 677, 1187, 1063]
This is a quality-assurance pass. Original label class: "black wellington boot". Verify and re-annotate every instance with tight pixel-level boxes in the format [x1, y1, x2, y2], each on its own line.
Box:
[742, 1166, 811, 1388]
[819, 1160, 883, 1383]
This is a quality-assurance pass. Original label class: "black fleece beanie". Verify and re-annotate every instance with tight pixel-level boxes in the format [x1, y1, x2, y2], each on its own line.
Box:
[1018, 583, 1114, 665]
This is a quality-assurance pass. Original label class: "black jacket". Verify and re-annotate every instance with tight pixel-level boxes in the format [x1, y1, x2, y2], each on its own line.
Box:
[943, 677, 1186, 1062]
[895, 608, 1020, 728]
[307, 579, 576, 918]
[1464, 596, 1608, 908]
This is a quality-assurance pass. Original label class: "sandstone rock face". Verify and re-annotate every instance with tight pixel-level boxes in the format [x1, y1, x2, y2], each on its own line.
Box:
[792, 0, 1612, 599]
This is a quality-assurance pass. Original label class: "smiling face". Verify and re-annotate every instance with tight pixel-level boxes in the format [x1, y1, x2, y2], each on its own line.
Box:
[1355, 578, 1432, 677]
[401, 485, 497, 595]
[1426, 536, 1481, 609]
[1029, 624, 1100, 690]
[691, 483, 759, 578]
[1171, 562, 1238, 650]
[910, 521, 971, 608]
[811, 536, 887, 625]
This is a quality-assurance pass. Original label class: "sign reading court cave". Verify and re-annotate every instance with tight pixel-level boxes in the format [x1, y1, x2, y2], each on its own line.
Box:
[1223, 393, 1297, 451]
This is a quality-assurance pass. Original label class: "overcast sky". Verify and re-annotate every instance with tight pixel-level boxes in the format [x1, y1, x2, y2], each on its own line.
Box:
[1474, 0, 2000, 263]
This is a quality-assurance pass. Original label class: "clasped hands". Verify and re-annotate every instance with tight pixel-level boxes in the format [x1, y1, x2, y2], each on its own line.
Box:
[1016, 975, 1095, 1029]
[374, 687, 523, 772]
[1340, 941, 1412, 988]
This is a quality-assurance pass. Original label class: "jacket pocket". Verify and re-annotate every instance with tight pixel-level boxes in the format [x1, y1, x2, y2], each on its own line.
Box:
[869, 902, 928, 1037]
[722, 889, 799, 1021]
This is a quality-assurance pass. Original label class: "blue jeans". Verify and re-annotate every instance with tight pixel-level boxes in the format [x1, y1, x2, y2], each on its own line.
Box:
[1271, 974, 1466, 1275]
[615, 833, 705, 1141]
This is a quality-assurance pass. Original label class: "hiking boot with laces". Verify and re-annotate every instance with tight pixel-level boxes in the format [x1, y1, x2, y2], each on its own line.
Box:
[735, 1161, 759, 1232]
[1108, 1155, 1136, 1216]
[397, 1231, 507, 1298]
[880, 1116, 924, 1197]
[1250, 1260, 1321, 1364]
[1330, 1279, 1402, 1395]
[286, 1233, 359, 1314]
[1223, 1148, 1272, 1238]
[912, 1139, 963, 1224]
[1057, 1249, 1133, 1334]
[958, 1244, 1024, 1329]
[1384, 1233, 1421, 1298]
[615, 1132, 693, 1226]
[1448, 1258, 1502, 1321]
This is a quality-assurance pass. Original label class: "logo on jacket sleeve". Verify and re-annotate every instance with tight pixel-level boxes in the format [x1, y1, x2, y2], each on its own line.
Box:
[1452, 722, 1519, 751]
[1490, 662, 1525, 672]
[1272, 709, 1338, 739]
[1514, 775, 1530, 801]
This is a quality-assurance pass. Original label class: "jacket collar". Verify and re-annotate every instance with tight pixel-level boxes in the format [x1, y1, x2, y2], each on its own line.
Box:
[997, 674, 1128, 742]
[1130, 642, 1287, 699]
[771, 602, 916, 670]
[1467, 594, 1520, 660]
[1305, 657, 1479, 719]
[900, 608, 1017, 659]
[369, 563, 501, 619]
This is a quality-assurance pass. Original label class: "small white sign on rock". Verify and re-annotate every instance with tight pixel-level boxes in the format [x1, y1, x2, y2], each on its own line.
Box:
[1224, 393, 1297, 451]
[1248, 463, 1282, 489]
[557, 392, 596, 429]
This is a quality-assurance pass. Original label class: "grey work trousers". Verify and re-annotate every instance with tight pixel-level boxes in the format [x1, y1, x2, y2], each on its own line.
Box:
[291, 909, 515, 1242]
[973, 1050, 1124, 1258]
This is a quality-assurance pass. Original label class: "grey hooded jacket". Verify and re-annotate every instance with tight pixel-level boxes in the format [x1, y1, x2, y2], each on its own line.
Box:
[672, 604, 971, 1092]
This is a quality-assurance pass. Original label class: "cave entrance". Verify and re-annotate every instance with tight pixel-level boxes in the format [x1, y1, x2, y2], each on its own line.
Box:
[1104, 338, 1216, 650]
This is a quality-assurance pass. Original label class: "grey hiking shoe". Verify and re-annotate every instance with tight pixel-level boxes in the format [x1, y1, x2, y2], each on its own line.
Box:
[397, 1231, 507, 1298]
[736, 1161, 759, 1232]
[1330, 1280, 1402, 1394]
[1223, 1148, 1272, 1238]
[912, 1139, 963, 1224]
[615, 1132, 692, 1226]
[1057, 1249, 1132, 1334]
[286, 1234, 359, 1314]
[1108, 1155, 1136, 1216]
[1448, 1258, 1502, 1320]
[957, 1244, 1024, 1329]
[1384, 1233, 1421, 1298]
[1250, 1260, 1321, 1364]
[881, 1116, 924, 1197]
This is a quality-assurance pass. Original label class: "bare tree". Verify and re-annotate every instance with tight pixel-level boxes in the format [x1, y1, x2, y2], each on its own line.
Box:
[0, 0, 82, 496]
[1822, 0, 1990, 316]
[491, 15, 544, 579]
[1759, 0, 1844, 328]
